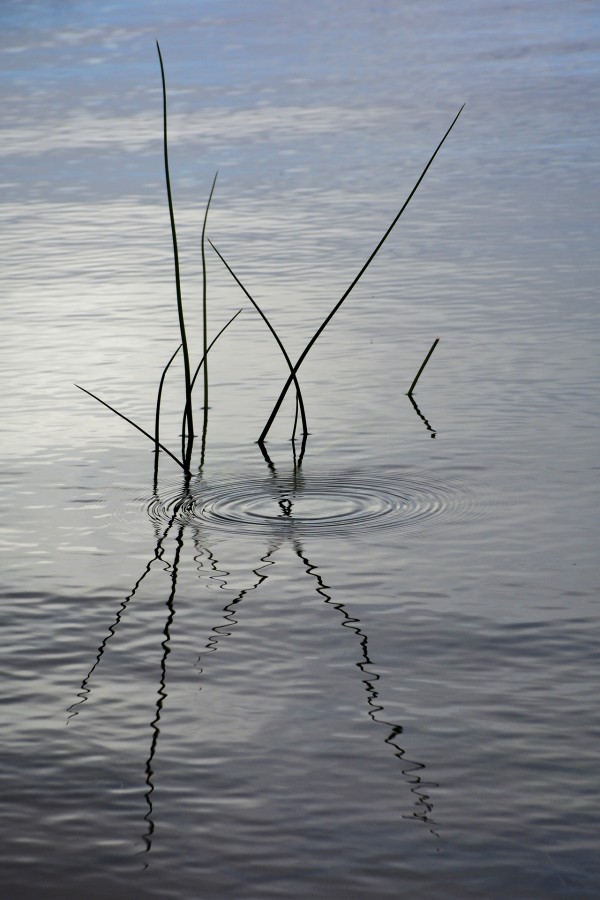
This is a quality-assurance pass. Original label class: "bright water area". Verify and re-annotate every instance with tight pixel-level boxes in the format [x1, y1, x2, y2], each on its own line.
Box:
[1, 1, 599, 897]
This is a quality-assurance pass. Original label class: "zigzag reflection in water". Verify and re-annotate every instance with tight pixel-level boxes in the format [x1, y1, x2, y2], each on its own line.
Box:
[197, 532, 437, 832]
[68, 461, 439, 857]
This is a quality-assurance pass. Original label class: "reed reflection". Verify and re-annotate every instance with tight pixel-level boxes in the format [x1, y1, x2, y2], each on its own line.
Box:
[142, 522, 183, 857]
[408, 393, 437, 438]
[293, 540, 436, 828]
[194, 540, 279, 665]
[66, 510, 178, 722]
[195, 449, 437, 829]
[69, 451, 438, 858]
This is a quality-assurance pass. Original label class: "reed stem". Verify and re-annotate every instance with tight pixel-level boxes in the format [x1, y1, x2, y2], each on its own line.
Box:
[179, 308, 244, 456]
[200, 172, 218, 441]
[209, 239, 309, 440]
[75, 384, 184, 469]
[407, 338, 439, 396]
[257, 105, 464, 444]
[156, 41, 194, 470]
[154, 343, 182, 482]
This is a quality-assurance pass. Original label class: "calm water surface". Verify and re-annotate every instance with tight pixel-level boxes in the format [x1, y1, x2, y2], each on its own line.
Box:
[1, 1, 599, 897]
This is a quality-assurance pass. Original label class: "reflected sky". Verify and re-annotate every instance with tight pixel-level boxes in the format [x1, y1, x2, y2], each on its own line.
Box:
[1, 1, 599, 896]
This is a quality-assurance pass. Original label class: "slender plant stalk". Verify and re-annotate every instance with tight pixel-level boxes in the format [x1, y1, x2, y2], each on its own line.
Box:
[209, 239, 309, 440]
[257, 105, 464, 444]
[180, 173, 219, 457]
[407, 338, 439, 396]
[191, 308, 243, 390]
[75, 384, 184, 469]
[154, 343, 182, 482]
[201, 172, 218, 438]
[292, 393, 300, 442]
[179, 307, 244, 452]
[77, 314, 239, 478]
[156, 41, 194, 470]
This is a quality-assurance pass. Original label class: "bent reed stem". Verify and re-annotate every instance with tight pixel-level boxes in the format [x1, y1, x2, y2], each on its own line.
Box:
[154, 343, 182, 481]
[209, 239, 309, 440]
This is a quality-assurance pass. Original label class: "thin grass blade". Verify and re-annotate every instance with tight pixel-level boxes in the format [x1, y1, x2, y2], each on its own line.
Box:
[257, 105, 464, 444]
[190, 307, 243, 391]
[154, 343, 182, 482]
[179, 308, 244, 451]
[407, 337, 439, 396]
[75, 384, 185, 469]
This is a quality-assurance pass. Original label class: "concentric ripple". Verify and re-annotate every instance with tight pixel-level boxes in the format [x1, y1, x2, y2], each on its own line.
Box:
[144, 470, 481, 537]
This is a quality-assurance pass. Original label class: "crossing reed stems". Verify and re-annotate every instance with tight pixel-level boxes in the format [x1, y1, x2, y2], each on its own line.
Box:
[209, 239, 309, 440]
[257, 105, 464, 445]
[179, 307, 243, 450]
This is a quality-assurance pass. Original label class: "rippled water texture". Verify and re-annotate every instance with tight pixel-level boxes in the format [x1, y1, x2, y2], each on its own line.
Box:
[1, 1, 599, 898]
[144, 468, 482, 536]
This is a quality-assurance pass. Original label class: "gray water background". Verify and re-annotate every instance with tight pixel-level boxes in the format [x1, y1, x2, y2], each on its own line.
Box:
[1, 1, 599, 897]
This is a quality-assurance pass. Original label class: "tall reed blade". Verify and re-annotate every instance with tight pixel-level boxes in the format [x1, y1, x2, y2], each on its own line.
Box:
[156, 41, 194, 470]
[209, 239, 309, 440]
[257, 105, 464, 444]
[75, 384, 185, 469]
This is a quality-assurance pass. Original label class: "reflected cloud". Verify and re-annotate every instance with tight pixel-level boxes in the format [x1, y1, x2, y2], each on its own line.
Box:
[1, 104, 395, 159]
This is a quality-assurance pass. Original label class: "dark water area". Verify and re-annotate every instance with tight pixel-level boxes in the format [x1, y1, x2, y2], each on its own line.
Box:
[1, 1, 599, 897]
